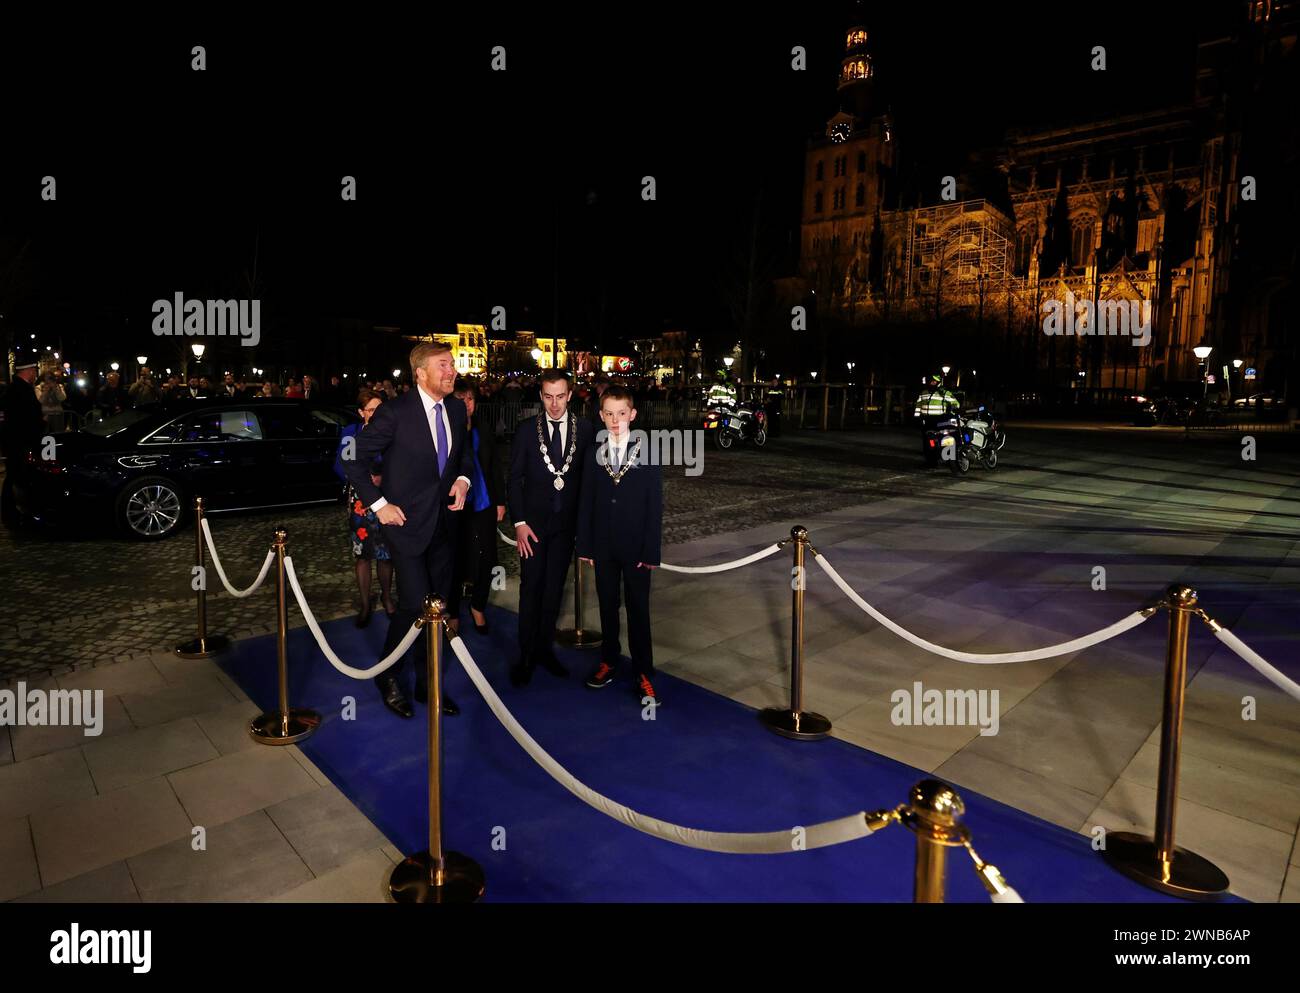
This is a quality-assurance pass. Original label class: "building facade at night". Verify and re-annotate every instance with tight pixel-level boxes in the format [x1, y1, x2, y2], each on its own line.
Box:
[798, 3, 1298, 396]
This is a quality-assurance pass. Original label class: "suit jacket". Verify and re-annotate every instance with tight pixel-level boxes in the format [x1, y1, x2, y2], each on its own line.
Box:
[343, 388, 474, 556]
[576, 435, 663, 567]
[508, 412, 594, 535]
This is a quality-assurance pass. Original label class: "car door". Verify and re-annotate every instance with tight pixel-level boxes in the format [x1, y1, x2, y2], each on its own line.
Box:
[138, 407, 267, 507]
[256, 404, 349, 503]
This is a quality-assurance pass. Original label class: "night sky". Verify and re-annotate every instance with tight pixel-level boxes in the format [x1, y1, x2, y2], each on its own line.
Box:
[0, 2, 1229, 363]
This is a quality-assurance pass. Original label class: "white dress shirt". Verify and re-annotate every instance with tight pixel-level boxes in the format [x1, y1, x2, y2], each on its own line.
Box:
[370, 388, 471, 513]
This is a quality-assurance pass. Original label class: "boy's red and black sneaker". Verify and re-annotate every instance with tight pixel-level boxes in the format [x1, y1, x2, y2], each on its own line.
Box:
[637, 674, 658, 704]
[586, 661, 616, 689]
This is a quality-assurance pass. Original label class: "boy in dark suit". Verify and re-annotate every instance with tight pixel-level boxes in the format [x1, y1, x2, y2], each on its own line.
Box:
[508, 370, 595, 686]
[577, 385, 663, 704]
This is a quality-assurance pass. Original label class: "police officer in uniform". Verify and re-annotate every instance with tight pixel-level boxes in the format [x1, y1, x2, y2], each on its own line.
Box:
[2, 360, 44, 528]
[915, 374, 959, 464]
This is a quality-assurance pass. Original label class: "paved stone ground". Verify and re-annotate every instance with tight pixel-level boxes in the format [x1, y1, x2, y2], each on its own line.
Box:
[3, 423, 1298, 902]
[0, 428, 938, 682]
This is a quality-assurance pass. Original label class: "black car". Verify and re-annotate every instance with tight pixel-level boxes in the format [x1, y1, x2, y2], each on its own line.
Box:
[15, 397, 358, 539]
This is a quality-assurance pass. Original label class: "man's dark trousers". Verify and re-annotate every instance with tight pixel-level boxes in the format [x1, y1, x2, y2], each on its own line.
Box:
[377, 515, 457, 695]
[518, 521, 573, 670]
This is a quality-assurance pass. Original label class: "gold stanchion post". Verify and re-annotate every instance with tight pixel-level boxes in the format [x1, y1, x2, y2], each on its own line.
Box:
[760, 526, 831, 740]
[249, 528, 321, 745]
[900, 779, 970, 903]
[1102, 585, 1230, 899]
[390, 595, 485, 903]
[555, 550, 602, 648]
[175, 496, 230, 659]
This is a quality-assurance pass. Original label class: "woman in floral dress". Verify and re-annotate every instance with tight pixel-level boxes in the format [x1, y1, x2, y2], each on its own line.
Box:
[334, 389, 394, 627]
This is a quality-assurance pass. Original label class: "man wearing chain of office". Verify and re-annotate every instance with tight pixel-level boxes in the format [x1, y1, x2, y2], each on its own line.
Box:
[508, 369, 596, 686]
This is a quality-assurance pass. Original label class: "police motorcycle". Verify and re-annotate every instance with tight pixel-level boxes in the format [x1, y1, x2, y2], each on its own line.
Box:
[704, 398, 768, 450]
[938, 406, 1001, 475]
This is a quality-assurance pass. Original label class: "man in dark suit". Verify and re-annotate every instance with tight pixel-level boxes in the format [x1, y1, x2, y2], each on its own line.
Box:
[2, 360, 44, 529]
[578, 385, 663, 705]
[508, 369, 595, 687]
[343, 342, 474, 718]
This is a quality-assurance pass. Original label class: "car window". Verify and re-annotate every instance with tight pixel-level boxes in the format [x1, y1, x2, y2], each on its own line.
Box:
[82, 408, 156, 437]
[144, 410, 263, 443]
[259, 405, 349, 439]
[308, 408, 351, 433]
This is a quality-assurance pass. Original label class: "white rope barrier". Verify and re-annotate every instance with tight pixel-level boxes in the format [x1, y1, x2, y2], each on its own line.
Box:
[200, 517, 275, 598]
[448, 635, 881, 854]
[496, 526, 782, 576]
[1212, 627, 1300, 703]
[658, 543, 784, 574]
[282, 556, 422, 679]
[814, 553, 1153, 664]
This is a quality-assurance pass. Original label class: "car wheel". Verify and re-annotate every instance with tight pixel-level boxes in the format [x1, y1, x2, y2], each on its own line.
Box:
[116, 476, 185, 540]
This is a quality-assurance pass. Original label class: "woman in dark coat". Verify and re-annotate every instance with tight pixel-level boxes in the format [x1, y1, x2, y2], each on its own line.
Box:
[449, 378, 505, 634]
[334, 389, 394, 627]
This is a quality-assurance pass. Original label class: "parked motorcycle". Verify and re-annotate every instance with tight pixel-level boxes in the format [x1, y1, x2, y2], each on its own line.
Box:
[704, 400, 768, 450]
[937, 406, 1002, 475]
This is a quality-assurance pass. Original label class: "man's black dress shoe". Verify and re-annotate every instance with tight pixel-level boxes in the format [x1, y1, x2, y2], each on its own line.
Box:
[413, 683, 461, 715]
[538, 655, 569, 678]
[509, 663, 533, 687]
[378, 677, 413, 718]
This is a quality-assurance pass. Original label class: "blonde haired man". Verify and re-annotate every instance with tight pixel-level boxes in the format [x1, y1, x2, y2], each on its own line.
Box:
[342, 342, 474, 718]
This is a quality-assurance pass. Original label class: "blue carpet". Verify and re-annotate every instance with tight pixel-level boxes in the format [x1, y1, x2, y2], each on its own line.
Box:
[216, 606, 1219, 902]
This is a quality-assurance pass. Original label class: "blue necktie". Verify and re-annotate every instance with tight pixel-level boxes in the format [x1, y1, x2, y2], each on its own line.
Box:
[433, 402, 448, 476]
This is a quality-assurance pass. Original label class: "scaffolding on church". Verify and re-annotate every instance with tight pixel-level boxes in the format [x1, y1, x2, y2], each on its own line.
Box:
[903, 200, 1015, 304]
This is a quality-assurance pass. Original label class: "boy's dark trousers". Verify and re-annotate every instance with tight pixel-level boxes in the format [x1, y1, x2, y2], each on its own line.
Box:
[593, 554, 654, 678]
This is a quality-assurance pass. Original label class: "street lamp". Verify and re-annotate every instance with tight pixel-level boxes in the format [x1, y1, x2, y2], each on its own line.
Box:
[531, 348, 542, 364]
[1232, 359, 1243, 370]
[392, 369, 401, 379]
[191, 343, 206, 359]
[723, 356, 734, 369]
[110, 361, 119, 371]
[1193, 342, 1213, 400]
[846, 361, 855, 381]
[811, 371, 818, 381]
[136, 355, 147, 366]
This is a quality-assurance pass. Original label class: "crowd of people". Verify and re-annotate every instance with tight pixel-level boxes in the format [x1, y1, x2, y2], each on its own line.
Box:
[26, 366, 717, 431]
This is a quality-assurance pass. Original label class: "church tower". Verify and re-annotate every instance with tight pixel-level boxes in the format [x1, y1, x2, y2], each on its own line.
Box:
[799, 19, 898, 313]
